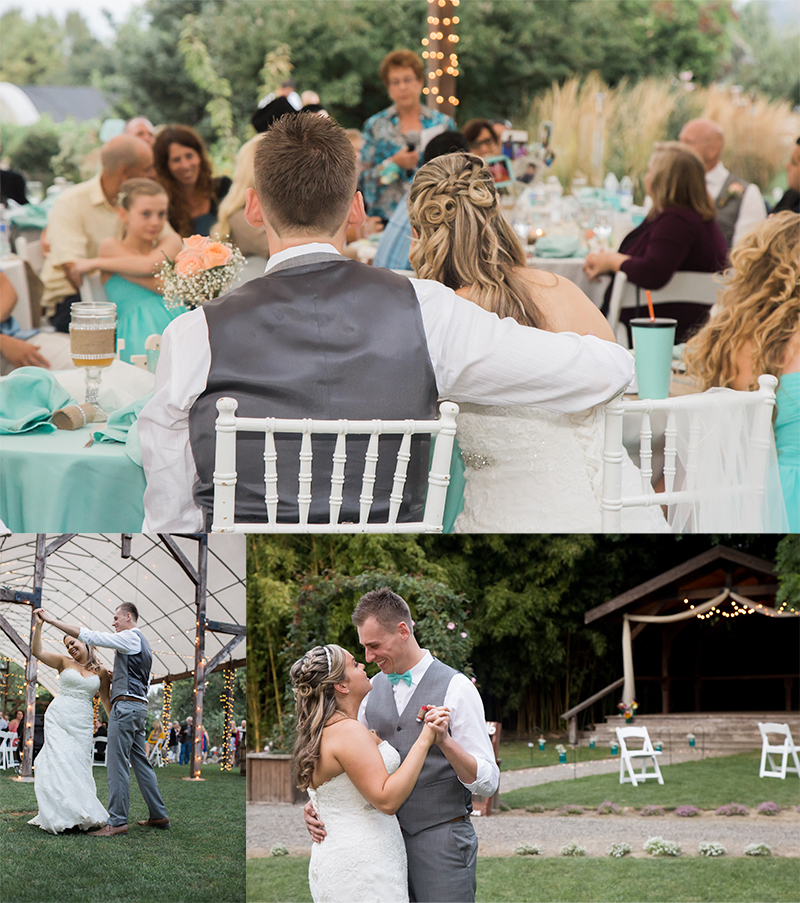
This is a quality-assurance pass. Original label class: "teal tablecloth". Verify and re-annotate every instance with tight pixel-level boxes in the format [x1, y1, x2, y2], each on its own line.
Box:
[0, 426, 146, 531]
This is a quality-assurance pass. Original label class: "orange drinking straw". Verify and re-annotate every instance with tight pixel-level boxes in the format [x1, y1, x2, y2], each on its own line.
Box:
[645, 289, 655, 321]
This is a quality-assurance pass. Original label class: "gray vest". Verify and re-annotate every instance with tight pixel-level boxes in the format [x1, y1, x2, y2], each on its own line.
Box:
[110, 629, 151, 701]
[715, 171, 748, 248]
[188, 254, 438, 526]
[365, 659, 472, 835]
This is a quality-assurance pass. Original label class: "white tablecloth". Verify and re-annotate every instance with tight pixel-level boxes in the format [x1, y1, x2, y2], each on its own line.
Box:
[527, 256, 610, 309]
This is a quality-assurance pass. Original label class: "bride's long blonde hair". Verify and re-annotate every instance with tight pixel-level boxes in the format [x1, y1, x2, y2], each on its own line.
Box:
[408, 152, 546, 328]
[289, 645, 347, 791]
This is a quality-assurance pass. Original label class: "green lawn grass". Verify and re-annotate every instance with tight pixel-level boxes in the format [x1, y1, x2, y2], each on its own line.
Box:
[498, 739, 615, 772]
[247, 857, 800, 903]
[501, 751, 800, 811]
[3, 765, 245, 903]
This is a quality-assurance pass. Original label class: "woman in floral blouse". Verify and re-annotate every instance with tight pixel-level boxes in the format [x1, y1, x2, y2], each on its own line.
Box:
[359, 49, 455, 223]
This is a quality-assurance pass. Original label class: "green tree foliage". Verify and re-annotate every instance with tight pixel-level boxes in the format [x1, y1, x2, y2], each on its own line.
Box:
[775, 535, 800, 609]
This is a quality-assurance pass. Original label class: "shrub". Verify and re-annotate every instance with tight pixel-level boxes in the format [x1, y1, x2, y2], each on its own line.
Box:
[557, 804, 585, 816]
[640, 805, 665, 817]
[644, 836, 682, 857]
[514, 844, 542, 856]
[560, 841, 586, 857]
[675, 805, 701, 817]
[525, 804, 545, 814]
[270, 844, 289, 857]
[716, 802, 749, 817]
[756, 801, 781, 816]
[744, 843, 772, 857]
[597, 800, 622, 815]
[608, 842, 631, 858]
[698, 841, 726, 857]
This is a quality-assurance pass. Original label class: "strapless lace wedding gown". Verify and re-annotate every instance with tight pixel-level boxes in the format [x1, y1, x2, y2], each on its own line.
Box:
[307, 741, 408, 903]
[28, 668, 108, 833]
[454, 403, 669, 532]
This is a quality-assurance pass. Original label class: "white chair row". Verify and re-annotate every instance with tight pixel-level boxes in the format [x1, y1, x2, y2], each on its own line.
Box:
[92, 736, 108, 767]
[758, 722, 800, 779]
[148, 736, 166, 767]
[0, 730, 17, 770]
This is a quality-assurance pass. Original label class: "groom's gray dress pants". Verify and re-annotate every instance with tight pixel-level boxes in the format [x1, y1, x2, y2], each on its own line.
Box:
[107, 699, 168, 827]
[404, 818, 478, 903]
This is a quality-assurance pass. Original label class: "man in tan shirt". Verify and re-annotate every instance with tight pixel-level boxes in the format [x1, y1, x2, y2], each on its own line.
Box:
[40, 134, 158, 331]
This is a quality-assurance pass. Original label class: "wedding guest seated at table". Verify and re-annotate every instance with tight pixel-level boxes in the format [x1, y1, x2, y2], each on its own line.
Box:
[138, 113, 635, 531]
[40, 134, 158, 332]
[73, 178, 184, 363]
[583, 141, 728, 342]
[463, 119, 501, 159]
[153, 125, 231, 237]
[212, 137, 271, 259]
[125, 116, 156, 147]
[683, 211, 800, 531]
[679, 118, 767, 248]
[374, 130, 469, 272]
[771, 138, 799, 215]
[409, 152, 667, 532]
[0, 271, 72, 374]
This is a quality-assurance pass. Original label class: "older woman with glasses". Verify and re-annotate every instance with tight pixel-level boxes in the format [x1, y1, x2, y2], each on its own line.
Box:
[359, 49, 455, 223]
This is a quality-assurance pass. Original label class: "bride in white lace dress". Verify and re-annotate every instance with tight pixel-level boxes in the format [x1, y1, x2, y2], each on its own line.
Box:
[28, 610, 111, 833]
[407, 153, 667, 532]
[290, 644, 448, 903]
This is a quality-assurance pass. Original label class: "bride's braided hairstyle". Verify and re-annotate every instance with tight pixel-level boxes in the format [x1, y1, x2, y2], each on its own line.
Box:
[290, 645, 347, 791]
[408, 153, 546, 329]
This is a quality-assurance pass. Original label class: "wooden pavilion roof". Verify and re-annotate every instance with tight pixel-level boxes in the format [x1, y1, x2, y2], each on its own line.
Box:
[585, 546, 778, 624]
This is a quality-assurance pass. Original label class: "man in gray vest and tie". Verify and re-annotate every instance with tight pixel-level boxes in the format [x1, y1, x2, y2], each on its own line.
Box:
[305, 588, 498, 902]
[679, 118, 766, 249]
[139, 112, 635, 531]
[38, 602, 170, 835]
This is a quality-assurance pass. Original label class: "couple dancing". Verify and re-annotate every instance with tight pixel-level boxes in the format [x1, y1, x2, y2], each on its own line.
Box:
[293, 588, 499, 903]
[29, 603, 169, 835]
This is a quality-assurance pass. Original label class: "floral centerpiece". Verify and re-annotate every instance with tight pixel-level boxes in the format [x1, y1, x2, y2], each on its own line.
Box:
[158, 235, 245, 310]
[617, 698, 638, 722]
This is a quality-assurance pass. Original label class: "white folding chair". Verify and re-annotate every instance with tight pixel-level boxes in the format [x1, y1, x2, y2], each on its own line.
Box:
[602, 374, 780, 532]
[616, 726, 663, 787]
[758, 722, 800, 779]
[15, 236, 45, 275]
[606, 270, 720, 346]
[0, 730, 16, 769]
[130, 333, 162, 371]
[78, 272, 111, 306]
[148, 736, 166, 767]
[211, 398, 458, 533]
[92, 736, 108, 767]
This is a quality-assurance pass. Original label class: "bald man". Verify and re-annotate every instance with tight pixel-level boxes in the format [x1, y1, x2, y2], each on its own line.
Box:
[125, 117, 156, 146]
[40, 134, 162, 332]
[679, 118, 766, 249]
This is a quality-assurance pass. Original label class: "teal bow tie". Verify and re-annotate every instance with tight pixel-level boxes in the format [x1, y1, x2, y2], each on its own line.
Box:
[387, 671, 412, 686]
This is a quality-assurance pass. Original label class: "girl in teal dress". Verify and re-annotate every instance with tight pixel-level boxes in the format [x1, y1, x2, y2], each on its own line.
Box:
[684, 211, 800, 529]
[75, 178, 185, 363]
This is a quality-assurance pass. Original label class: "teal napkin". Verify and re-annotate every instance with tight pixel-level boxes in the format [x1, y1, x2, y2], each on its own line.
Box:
[0, 367, 73, 434]
[93, 392, 152, 467]
[9, 199, 54, 231]
[534, 236, 582, 258]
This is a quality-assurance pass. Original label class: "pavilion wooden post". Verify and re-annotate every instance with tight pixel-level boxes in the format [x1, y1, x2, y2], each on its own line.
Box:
[191, 535, 208, 779]
[19, 535, 47, 778]
[423, 0, 459, 119]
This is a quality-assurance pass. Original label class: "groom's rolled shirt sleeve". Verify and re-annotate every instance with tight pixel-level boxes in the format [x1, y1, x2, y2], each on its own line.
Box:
[77, 627, 142, 655]
[445, 673, 500, 798]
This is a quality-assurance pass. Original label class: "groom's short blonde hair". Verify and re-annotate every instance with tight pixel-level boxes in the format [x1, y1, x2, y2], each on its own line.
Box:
[352, 588, 413, 634]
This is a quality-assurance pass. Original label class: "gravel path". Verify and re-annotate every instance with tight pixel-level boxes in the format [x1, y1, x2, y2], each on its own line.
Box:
[248, 755, 800, 859]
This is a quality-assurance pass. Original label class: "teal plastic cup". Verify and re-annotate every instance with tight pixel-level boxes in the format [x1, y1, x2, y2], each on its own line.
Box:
[631, 317, 677, 399]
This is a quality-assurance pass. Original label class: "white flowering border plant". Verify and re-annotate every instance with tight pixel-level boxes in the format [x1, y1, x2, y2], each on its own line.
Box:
[158, 234, 246, 310]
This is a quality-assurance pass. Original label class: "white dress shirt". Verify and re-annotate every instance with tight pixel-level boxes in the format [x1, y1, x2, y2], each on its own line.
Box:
[705, 162, 767, 248]
[139, 242, 634, 531]
[358, 650, 500, 798]
[77, 626, 148, 700]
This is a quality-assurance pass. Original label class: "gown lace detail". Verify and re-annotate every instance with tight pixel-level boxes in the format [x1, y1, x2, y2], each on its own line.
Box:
[28, 669, 108, 834]
[454, 403, 669, 532]
[307, 741, 408, 903]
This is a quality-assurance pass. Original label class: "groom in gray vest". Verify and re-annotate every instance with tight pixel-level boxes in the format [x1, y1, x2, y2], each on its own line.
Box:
[139, 112, 634, 532]
[305, 588, 498, 902]
[38, 602, 169, 835]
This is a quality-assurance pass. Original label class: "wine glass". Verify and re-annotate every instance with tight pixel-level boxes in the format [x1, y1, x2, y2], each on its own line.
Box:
[69, 301, 117, 422]
[594, 208, 613, 249]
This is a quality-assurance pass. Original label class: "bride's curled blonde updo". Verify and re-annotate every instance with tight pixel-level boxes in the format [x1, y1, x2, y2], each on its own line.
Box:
[408, 153, 546, 329]
[290, 644, 347, 791]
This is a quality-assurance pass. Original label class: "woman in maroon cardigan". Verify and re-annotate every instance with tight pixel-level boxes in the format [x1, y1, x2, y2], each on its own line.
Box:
[584, 142, 727, 341]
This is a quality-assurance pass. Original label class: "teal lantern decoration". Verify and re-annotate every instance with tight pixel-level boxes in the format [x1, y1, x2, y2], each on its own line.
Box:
[558, 751, 567, 763]
[688, 734, 696, 748]
[611, 741, 619, 755]
[655, 740, 663, 752]
[589, 739, 596, 749]
[538, 738, 546, 751]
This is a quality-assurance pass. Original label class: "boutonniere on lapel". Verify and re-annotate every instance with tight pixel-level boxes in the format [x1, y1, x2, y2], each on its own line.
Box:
[718, 183, 744, 207]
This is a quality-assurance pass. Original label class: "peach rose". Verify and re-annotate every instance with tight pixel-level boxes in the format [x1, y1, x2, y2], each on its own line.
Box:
[174, 248, 207, 277]
[183, 234, 211, 251]
[202, 241, 233, 269]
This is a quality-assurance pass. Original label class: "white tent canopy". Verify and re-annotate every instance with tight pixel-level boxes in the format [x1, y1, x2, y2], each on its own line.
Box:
[0, 534, 245, 698]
